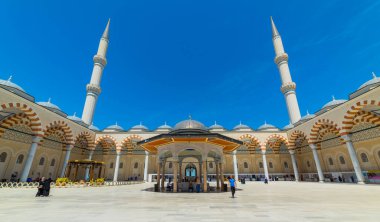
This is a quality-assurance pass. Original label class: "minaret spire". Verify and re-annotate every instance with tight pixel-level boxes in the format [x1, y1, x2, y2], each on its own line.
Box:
[271, 17, 301, 124]
[81, 20, 110, 125]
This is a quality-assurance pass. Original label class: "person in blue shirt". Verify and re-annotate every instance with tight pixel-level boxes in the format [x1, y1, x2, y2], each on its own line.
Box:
[228, 176, 237, 198]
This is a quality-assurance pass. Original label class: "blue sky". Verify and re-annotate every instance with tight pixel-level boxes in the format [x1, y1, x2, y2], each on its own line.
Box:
[0, 0, 379, 130]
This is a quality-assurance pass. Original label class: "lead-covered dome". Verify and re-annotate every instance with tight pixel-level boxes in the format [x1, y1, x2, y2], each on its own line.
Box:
[174, 118, 207, 130]
[37, 98, 61, 111]
[0, 76, 24, 92]
[233, 122, 252, 131]
[300, 111, 315, 121]
[104, 122, 124, 132]
[322, 96, 347, 109]
[257, 122, 279, 132]
[89, 124, 100, 131]
[282, 123, 294, 130]
[209, 121, 225, 131]
[156, 122, 172, 132]
[359, 72, 380, 89]
[130, 122, 149, 132]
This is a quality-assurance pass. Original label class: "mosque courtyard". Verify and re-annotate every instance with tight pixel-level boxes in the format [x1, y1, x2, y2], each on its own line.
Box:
[0, 182, 379, 222]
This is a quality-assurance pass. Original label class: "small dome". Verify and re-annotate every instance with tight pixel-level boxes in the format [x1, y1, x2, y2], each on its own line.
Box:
[300, 111, 315, 121]
[322, 96, 347, 109]
[209, 121, 225, 131]
[104, 122, 124, 132]
[359, 72, 380, 89]
[67, 112, 84, 123]
[89, 124, 100, 131]
[130, 122, 149, 131]
[37, 98, 62, 111]
[174, 117, 207, 130]
[156, 122, 172, 131]
[257, 122, 279, 131]
[282, 123, 294, 130]
[233, 122, 252, 131]
[0, 76, 25, 92]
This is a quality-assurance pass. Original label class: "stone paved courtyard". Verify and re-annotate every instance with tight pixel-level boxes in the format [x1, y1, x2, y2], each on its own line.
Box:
[1, 182, 380, 222]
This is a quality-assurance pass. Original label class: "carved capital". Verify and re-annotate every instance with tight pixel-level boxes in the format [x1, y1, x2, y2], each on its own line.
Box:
[289, 149, 295, 155]
[93, 55, 107, 67]
[274, 53, 288, 65]
[280, 82, 296, 94]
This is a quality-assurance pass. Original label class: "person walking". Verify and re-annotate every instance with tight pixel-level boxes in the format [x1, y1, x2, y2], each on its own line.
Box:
[228, 176, 237, 198]
[43, 178, 52, 196]
[36, 177, 46, 197]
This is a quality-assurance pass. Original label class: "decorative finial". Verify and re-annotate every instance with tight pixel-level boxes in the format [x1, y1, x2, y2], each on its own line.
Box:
[214, 120, 217, 125]
[306, 110, 310, 115]
[264, 120, 267, 125]
[332, 95, 335, 101]
[140, 121, 142, 126]
[7, 75, 12, 82]
[270, 16, 280, 38]
[164, 121, 167, 125]
[73, 112, 76, 117]
[239, 121, 242, 125]
[189, 114, 192, 120]
[372, 72, 377, 79]
[48, 98, 51, 103]
[115, 121, 118, 126]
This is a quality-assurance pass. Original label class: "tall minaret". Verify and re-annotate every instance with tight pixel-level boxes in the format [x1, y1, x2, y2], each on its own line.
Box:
[82, 19, 110, 125]
[271, 17, 301, 124]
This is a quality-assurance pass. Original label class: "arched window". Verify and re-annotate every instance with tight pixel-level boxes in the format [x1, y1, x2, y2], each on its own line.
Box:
[269, 162, 273, 168]
[134, 162, 138, 169]
[209, 162, 213, 168]
[119, 162, 123, 168]
[110, 162, 114, 168]
[339, 156, 345, 165]
[244, 162, 248, 169]
[259, 162, 263, 168]
[360, 153, 369, 162]
[0, 152, 7, 162]
[169, 162, 172, 168]
[16, 154, 24, 164]
[284, 162, 288, 169]
[39, 157, 45, 166]
[50, 159, 55, 167]
[307, 160, 311, 168]
[328, 158, 334, 165]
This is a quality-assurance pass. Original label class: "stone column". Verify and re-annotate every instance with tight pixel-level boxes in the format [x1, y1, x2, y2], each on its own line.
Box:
[60, 144, 74, 178]
[161, 160, 166, 190]
[113, 150, 121, 182]
[215, 160, 220, 190]
[289, 150, 299, 182]
[98, 165, 102, 178]
[156, 161, 161, 191]
[143, 151, 149, 182]
[179, 160, 182, 182]
[173, 158, 178, 192]
[232, 150, 239, 181]
[20, 136, 41, 182]
[310, 144, 324, 182]
[202, 160, 207, 192]
[341, 134, 365, 184]
[219, 162, 224, 191]
[84, 149, 95, 180]
[262, 150, 269, 181]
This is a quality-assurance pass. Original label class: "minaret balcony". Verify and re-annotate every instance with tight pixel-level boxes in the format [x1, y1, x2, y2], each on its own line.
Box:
[274, 53, 288, 65]
[280, 82, 296, 94]
[93, 55, 107, 67]
[86, 84, 101, 95]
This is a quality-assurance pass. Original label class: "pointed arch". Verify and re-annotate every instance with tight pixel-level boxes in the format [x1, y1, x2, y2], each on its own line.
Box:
[95, 135, 118, 151]
[309, 119, 341, 144]
[264, 134, 289, 153]
[75, 131, 95, 149]
[0, 103, 43, 137]
[342, 99, 380, 135]
[41, 120, 74, 146]
[121, 135, 143, 152]
[288, 130, 308, 150]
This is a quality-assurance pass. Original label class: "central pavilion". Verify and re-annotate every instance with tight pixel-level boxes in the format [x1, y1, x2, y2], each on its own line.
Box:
[138, 119, 243, 192]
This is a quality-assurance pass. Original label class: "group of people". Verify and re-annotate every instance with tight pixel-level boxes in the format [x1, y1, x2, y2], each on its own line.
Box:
[36, 177, 52, 197]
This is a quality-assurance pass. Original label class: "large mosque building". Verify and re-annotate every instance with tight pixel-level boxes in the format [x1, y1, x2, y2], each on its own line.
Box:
[1, 18, 380, 192]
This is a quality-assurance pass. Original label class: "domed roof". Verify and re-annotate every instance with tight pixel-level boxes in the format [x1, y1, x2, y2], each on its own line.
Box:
[156, 122, 172, 131]
[233, 122, 252, 131]
[0, 76, 25, 92]
[104, 122, 124, 132]
[257, 122, 279, 131]
[89, 124, 100, 131]
[173, 117, 207, 130]
[37, 98, 61, 111]
[300, 111, 316, 121]
[209, 121, 225, 131]
[130, 122, 149, 131]
[282, 123, 294, 130]
[359, 72, 380, 89]
[67, 112, 84, 123]
[322, 96, 347, 109]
